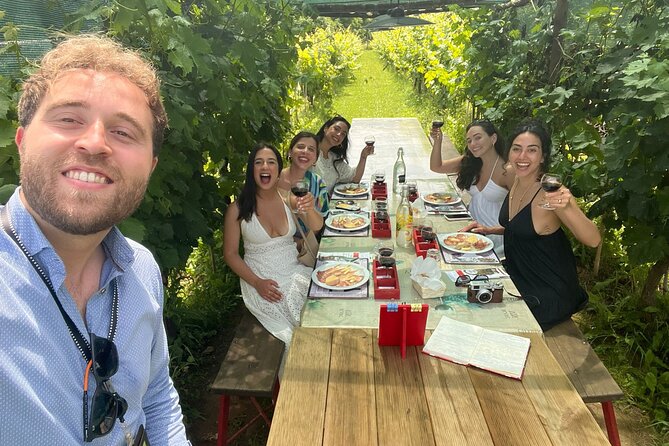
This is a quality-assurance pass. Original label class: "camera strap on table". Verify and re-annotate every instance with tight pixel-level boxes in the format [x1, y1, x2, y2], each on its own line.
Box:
[0, 205, 119, 362]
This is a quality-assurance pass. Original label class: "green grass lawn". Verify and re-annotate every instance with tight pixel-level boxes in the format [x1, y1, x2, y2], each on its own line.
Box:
[333, 49, 438, 121]
[332, 48, 462, 148]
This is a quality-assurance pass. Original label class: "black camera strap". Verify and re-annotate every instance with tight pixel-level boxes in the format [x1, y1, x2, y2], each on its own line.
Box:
[0, 205, 118, 363]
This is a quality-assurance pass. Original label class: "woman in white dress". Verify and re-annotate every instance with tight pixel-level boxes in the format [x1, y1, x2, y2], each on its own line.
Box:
[313, 116, 375, 196]
[429, 120, 514, 258]
[223, 143, 323, 345]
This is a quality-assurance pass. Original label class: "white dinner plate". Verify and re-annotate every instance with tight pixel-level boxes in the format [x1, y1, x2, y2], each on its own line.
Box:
[334, 183, 369, 197]
[422, 192, 462, 206]
[325, 213, 370, 232]
[312, 261, 370, 291]
[438, 232, 494, 254]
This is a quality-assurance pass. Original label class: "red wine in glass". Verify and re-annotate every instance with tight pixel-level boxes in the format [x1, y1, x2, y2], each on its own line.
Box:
[379, 256, 396, 267]
[540, 173, 562, 209]
[432, 120, 444, 128]
[378, 247, 394, 257]
[291, 185, 308, 197]
[421, 227, 436, 242]
[375, 211, 389, 222]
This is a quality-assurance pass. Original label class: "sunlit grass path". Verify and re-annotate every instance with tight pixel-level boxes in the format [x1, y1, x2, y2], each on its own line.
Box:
[333, 49, 428, 119]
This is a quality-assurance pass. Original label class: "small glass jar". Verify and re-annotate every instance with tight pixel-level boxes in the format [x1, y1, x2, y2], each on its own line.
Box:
[426, 248, 441, 264]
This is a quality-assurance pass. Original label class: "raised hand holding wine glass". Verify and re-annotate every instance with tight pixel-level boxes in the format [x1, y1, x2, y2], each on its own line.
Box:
[539, 173, 563, 210]
[290, 178, 310, 213]
[363, 135, 375, 156]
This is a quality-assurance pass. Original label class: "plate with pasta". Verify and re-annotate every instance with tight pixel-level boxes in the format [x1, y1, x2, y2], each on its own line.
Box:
[334, 183, 369, 197]
[312, 261, 370, 291]
[439, 232, 494, 254]
[422, 192, 462, 206]
[325, 213, 370, 232]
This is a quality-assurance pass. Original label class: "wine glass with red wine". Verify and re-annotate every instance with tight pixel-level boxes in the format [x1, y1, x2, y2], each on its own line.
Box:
[364, 135, 375, 156]
[432, 120, 444, 128]
[420, 226, 436, 242]
[539, 173, 563, 210]
[374, 241, 395, 267]
[291, 178, 309, 213]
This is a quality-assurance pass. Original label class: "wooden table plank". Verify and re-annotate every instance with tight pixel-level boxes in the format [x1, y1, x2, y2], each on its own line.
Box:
[522, 333, 610, 445]
[266, 328, 332, 446]
[323, 329, 377, 446]
[469, 367, 552, 446]
[418, 331, 495, 446]
[372, 331, 435, 446]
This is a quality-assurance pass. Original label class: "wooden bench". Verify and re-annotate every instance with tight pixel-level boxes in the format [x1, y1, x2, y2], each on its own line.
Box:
[545, 318, 624, 446]
[210, 308, 284, 446]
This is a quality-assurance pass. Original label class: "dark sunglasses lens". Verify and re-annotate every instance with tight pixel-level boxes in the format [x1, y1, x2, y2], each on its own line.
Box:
[92, 336, 118, 379]
[89, 389, 118, 437]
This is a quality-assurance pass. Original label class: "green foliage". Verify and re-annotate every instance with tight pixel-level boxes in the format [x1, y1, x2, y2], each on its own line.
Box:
[0, 20, 20, 193]
[51, 0, 301, 269]
[371, 1, 669, 434]
[584, 282, 669, 433]
[291, 18, 363, 130]
[163, 231, 241, 422]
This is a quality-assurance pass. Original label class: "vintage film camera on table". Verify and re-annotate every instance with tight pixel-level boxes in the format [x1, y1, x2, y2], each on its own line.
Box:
[456, 274, 504, 304]
[467, 277, 503, 304]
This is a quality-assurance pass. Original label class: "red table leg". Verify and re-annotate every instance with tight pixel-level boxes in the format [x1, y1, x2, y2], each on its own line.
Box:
[217, 395, 230, 446]
[601, 401, 621, 446]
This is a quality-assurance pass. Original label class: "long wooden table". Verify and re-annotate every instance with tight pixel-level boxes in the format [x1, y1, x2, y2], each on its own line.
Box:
[268, 118, 608, 445]
[267, 327, 610, 446]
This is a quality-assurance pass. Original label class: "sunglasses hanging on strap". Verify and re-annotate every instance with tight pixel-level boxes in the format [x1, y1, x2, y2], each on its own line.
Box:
[0, 206, 133, 443]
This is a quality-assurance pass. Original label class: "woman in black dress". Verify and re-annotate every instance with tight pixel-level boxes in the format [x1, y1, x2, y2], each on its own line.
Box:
[468, 120, 601, 329]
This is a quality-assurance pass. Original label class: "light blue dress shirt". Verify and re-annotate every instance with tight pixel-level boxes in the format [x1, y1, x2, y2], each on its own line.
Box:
[0, 189, 190, 445]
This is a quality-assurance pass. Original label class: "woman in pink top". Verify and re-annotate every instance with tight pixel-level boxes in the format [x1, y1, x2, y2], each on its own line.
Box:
[429, 120, 515, 258]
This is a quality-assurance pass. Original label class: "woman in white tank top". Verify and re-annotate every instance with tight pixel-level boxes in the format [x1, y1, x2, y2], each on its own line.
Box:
[429, 120, 515, 258]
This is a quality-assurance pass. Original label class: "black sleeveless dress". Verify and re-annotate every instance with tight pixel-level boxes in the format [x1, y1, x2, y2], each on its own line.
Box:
[499, 190, 588, 330]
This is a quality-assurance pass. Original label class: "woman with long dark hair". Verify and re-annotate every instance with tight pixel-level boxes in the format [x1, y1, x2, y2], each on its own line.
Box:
[313, 115, 374, 195]
[430, 120, 514, 258]
[468, 120, 601, 329]
[223, 143, 321, 345]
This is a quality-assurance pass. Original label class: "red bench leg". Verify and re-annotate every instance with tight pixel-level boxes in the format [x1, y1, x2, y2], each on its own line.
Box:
[601, 401, 621, 446]
[217, 395, 230, 446]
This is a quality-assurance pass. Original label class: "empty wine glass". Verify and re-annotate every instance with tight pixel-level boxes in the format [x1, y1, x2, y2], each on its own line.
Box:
[539, 173, 563, 210]
[291, 178, 309, 213]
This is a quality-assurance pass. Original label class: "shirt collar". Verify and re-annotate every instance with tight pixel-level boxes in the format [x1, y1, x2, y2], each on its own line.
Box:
[4, 188, 135, 283]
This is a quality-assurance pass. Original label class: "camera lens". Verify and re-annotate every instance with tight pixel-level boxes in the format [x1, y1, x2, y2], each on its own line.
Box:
[476, 289, 493, 304]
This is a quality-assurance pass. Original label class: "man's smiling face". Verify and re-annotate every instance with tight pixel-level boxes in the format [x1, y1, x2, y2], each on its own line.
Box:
[16, 69, 157, 235]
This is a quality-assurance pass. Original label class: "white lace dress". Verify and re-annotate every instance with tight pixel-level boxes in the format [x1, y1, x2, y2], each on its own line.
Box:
[239, 203, 311, 345]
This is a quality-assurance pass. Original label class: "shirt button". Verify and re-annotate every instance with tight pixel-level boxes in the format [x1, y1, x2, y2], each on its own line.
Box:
[100, 287, 107, 294]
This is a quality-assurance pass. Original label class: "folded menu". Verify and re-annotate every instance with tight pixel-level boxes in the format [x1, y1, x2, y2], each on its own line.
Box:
[422, 316, 531, 380]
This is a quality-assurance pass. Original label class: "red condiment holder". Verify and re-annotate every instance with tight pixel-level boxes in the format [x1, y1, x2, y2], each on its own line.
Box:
[371, 212, 392, 238]
[372, 259, 400, 299]
[378, 303, 429, 358]
[413, 228, 439, 258]
[372, 182, 388, 199]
